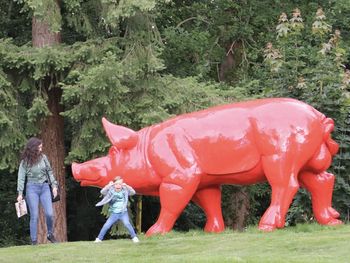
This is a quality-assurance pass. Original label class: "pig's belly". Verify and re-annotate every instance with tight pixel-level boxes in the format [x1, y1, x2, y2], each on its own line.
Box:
[198, 161, 266, 188]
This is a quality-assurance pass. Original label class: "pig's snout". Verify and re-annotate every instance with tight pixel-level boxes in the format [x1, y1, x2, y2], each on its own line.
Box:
[71, 156, 111, 187]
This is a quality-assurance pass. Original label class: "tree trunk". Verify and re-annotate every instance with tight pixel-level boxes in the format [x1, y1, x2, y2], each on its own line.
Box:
[219, 41, 242, 82]
[38, 86, 67, 243]
[32, 1, 67, 243]
[222, 186, 250, 231]
[32, 10, 61, 47]
[231, 188, 250, 231]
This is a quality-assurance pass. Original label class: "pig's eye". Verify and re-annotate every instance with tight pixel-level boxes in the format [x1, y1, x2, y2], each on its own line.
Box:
[88, 164, 108, 178]
[109, 146, 119, 155]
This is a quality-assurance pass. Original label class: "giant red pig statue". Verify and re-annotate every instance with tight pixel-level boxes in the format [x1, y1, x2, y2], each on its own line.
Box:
[72, 98, 342, 236]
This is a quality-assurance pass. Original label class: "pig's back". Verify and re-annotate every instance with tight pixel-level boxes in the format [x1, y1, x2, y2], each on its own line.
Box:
[148, 98, 323, 175]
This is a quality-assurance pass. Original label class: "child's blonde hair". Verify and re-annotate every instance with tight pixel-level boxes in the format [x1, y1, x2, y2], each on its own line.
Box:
[114, 176, 123, 184]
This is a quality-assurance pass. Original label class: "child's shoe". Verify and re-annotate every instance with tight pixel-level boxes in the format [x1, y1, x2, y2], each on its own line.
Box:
[132, 236, 139, 243]
[94, 238, 102, 243]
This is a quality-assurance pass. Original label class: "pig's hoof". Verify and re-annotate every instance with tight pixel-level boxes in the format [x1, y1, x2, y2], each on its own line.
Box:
[258, 224, 276, 232]
[326, 218, 343, 226]
[145, 224, 171, 236]
[204, 226, 224, 233]
[328, 207, 340, 218]
[204, 224, 225, 233]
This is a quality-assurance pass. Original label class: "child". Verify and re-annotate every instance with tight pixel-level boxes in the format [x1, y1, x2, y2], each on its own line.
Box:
[94, 176, 139, 243]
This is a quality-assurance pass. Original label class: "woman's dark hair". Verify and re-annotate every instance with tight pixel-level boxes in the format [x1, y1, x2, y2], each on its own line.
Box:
[21, 137, 43, 166]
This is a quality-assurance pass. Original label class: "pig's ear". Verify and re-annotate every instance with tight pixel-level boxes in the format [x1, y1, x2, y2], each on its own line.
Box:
[102, 117, 138, 149]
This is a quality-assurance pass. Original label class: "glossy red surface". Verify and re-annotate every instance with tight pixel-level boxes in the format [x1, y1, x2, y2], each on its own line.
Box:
[72, 98, 342, 235]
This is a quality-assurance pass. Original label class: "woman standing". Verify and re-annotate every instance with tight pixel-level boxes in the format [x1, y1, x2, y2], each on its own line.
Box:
[17, 137, 58, 245]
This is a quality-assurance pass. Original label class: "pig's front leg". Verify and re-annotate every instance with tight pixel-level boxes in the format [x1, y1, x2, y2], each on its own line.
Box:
[146, 129, 202, 236]
[146, 177, 200, 236]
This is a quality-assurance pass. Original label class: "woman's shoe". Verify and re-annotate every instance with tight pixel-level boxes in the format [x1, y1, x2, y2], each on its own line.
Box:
[47, 234, 58, 243]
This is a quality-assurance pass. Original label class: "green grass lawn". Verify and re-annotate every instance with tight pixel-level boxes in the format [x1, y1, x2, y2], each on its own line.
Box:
[0, 224, 349, 263]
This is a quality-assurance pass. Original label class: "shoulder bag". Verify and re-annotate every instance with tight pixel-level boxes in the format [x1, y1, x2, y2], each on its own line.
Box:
[43, 156, 60, 203]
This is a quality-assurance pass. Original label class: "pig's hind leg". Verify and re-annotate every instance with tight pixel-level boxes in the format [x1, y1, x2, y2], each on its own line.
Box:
[299, 171, 342, 225]
[192, 186, 225, 233]
[258, 154, 301, 231]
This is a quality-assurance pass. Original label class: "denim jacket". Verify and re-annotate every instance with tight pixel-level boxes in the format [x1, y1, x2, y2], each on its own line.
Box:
[95, 183, 136, 212]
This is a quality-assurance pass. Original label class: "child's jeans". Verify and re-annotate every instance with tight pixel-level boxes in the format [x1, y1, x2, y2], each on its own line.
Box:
[97, 211, 136, 240]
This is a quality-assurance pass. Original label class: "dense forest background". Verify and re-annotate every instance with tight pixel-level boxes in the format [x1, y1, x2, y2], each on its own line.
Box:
[0, 0, 349, 246]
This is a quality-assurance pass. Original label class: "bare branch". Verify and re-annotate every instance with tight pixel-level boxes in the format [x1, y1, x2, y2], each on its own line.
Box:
[226, 41, 236, 56]
[176, 17, 210, 29]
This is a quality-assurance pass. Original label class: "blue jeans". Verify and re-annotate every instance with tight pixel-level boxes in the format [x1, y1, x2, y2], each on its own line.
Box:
[26, 183, 54, 242]
[97, 211, 136, 240]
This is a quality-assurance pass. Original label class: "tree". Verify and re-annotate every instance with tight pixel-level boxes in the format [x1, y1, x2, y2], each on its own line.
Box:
[31, 0, 67, 243]
[2, 0, 68, 243]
